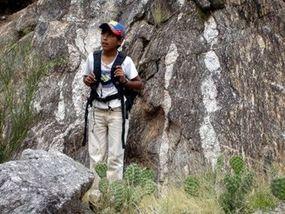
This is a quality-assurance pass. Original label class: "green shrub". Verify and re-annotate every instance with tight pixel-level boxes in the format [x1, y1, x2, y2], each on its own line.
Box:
[140, 168, 155, 186]
[184, 176, 200, 197]
[99, 178, 109, 194]
[130, 186, 145, 204]
[95, 163, 156, 212]
[248, 188, 278, 212]
[224, 174, 241, 194]
[230, 155, 245, 175]
[219, 156, 255, 213]
[271, 177, 285, 200]
[144, 179, 157, 195]
[91, 158, 282, 213]
[124, 163, 141, 185]
[110, 181, 126, 212]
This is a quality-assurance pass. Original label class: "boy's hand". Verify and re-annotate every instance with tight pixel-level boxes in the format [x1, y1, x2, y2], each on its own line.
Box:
[114, 66, 127, 84]
[83, 74, 96, 87]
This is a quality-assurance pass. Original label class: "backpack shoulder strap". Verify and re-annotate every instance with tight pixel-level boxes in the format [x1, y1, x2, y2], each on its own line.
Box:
[93, 50, 102, 80]
[111, 52, 127, 87]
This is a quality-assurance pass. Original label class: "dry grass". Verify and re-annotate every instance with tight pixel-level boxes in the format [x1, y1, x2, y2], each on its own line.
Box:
[81, 165, 282, 213]
[139, 185, 223, 214]
[246, 176, 279, 212]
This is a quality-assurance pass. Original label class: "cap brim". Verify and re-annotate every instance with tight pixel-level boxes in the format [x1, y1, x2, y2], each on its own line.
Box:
[99, 23, 110, 30]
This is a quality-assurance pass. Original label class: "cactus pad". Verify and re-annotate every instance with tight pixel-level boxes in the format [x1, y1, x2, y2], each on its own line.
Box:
[124, 163, 141, 185]
[95, 163, 107, 178]
[99, 178, 109, 194]
[230, 156, 245, 174]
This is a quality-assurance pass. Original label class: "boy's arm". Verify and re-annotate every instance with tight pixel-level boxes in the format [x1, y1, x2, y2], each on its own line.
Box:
[83, 53, 96, 87]
[122, 75, 144, 90]
[83, 74, 96, 87]
[114, 65, 144, 90]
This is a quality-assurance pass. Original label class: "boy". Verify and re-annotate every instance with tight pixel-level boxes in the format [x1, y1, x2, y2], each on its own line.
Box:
[83, 20, 143, 204]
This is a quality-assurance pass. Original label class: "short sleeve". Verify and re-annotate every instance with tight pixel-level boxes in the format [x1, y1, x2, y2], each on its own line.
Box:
[83, 52, 94, 76]
[122, 56, 138, 80]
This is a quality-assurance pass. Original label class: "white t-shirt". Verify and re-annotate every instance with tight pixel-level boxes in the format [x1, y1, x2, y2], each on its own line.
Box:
[83, 51, 138, 109]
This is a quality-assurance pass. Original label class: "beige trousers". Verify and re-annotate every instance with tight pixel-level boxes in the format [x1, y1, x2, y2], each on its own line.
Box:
[88, 107, 129, 196]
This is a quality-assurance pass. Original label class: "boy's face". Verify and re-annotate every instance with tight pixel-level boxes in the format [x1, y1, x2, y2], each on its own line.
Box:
[101, 29, 122, 51]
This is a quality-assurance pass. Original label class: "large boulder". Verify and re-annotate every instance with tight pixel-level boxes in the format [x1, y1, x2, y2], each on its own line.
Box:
[0, 149, 94, 214]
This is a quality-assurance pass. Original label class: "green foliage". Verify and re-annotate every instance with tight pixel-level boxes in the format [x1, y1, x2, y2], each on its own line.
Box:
[130, 186, 145, 204]
[95, 163, 156, 212]
[0, 42, 63, 163]
[240, 171, 254, 193]
[124, 163, 141, 185]
[230, 156, 245, 175]
[271, 177, 285, 200]
[248, 188, 278, 212]
[110, 181, 126, 212]
[140, 168, 155, 186]
[224, 174, 241, 194]
[95, 163, 108, 179]
[144, 180, 157, 195]
[99, 178, 109, 194]
[219, 156, 255, 213]
[184, 176, 200, 197]
[92, 158, 282, 213]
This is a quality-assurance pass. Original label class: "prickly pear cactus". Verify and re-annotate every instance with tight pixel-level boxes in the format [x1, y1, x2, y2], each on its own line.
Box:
[144, 179, 157, 195]
[140, 168, 155, 185]
[224, 174, 241, 194]
[124, 163, 141, 185]
[95, 163, 107, 179]
[99, 178, 109, 194]
[219, 191, 234, 214]
[271, 177, 285, 200]
[130, 186, 145, 204]
[184, 176, 199, 197]
[229, 156, 245, 174]
[110, 181, 125, 211]
[95, 164, 157, 212]
[220, 156, 255, 213]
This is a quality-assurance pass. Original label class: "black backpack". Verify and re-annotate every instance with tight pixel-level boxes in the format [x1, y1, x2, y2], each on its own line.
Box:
[82, 50, 138, 148]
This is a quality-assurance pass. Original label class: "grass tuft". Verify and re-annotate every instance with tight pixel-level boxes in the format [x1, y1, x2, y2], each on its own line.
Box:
[0, 41, 64, 163]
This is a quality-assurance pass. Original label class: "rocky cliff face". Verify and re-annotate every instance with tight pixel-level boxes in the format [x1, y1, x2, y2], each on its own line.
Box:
[0, 0, 284, 180]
